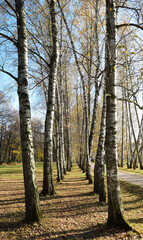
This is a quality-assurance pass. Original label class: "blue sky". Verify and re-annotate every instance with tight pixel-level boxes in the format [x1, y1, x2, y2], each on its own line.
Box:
[0, 0, 142, 122]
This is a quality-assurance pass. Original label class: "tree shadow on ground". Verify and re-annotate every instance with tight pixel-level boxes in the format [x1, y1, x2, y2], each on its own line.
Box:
[0, 197, 24, 206]
[0, 220, 23, 231]
[43, 201, 106, 214]
[120, 181, 143, 200]
[129, 218, 143, 224]
[0, 213, 25, 232]
[28, 224, 127, 240]
[40, 191, 95, 201]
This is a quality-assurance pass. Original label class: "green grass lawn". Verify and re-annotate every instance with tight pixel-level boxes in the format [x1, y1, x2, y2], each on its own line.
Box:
[119, 165, 143, 175]
[0, 163, 23, 179]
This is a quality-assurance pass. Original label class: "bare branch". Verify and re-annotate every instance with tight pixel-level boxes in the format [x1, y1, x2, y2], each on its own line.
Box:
[28, 48, 50, 67]
[117, 98, 143, 110]
[116, 6, 140, 11]
[0, 33, 17, 46]
[116, 23, 143, 31]
[0, 68, 18, 82]
[29, 75, 49, 90]
[4, 0, 17, 16]
[116, 5, 140, 20]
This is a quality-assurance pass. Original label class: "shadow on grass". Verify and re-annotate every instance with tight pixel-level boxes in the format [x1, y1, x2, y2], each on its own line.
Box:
[120, 181, 143, 210]
[28, 224, 127, 240]
[0, 213, 25, 232]
[120, 181, 143, 228]
[120, 181, 143, 200]
[43, 201, 107, 216]
[0, 197, 24, 206]
[129, 218, 143, 224]
[40, 191, 95, 201]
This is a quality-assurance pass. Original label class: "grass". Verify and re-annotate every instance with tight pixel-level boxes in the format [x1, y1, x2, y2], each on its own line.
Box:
[119, 165, 143, 175]
[0, 162, 143, 239]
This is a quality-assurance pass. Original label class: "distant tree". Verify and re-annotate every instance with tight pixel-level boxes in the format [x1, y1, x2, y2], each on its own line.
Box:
[32, 118, 44, 162]
[57, 0, 93, 184]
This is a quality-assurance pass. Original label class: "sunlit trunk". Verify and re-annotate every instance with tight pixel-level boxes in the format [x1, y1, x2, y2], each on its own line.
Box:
[94, 92, 106, 202]
[65, 71, 72, 171]
[42, 0, 58, 196]
[16, 0, 41, 222]
[105, 0, 131, 229]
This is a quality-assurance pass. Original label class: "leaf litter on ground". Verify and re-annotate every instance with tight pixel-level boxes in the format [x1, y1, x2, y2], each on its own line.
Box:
[0, 162, 143, 239]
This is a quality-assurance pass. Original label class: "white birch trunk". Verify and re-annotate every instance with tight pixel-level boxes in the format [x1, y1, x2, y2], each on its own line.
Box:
[55, 109, 61, 182]
[56, 86, 64, 180]
[105, 0, 131, 229]
[59, 66, 66, 175]
[42, 0, 58, 196]
[15, 0, 41, 222]
[89, 0, 100, 156]
[94, 91, 106, 202]
[65, 72, 72, 171]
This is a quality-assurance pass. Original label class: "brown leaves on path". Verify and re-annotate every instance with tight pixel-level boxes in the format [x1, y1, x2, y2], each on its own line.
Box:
[0, 163, 142, 239]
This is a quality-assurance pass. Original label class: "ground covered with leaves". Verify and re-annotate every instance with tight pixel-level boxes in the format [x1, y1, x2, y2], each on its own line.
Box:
[0, 163, 143, 239]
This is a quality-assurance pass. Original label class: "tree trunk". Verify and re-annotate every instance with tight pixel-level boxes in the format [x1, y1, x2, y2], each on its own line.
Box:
[121, 89, 124, 167]
[94, 92, 106, 202]
[56, 86, 64, 180]
[125, 110, 129, 168]
[105, 0, 131, 230]
[55, 90, 61, 182]
[55, 117, 61, 182]
[57, 0, 92, 184]
[125, 98, 133, 168]
[16, 0, 41, 222]
[58, 18, 66, 175]
[65, 71, 72, 171]
[76, 88, 81, 166]
[89, 85, 99, 156]
[89, 0, 101, 157]
[127, 100, 142, 169]
[42, 0, 58, 196]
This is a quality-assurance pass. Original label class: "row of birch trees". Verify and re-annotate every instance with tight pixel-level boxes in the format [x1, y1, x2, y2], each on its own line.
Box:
[0, 0, 142, 230]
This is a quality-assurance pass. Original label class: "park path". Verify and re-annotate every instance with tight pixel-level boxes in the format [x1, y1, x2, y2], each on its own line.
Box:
[119, 171, 143, 187]
[91, 163, 143, 187]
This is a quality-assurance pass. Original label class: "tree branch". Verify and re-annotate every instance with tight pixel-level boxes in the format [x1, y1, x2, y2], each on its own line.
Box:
[28, 48, 50, 67]
[0, 68, 18, 82]
[116, 23, 143, 31]
[0, 33, 17, 46]
[116, 5, 140, 18]
[4, 0, 17, 16]
[117, 98, 143, 110]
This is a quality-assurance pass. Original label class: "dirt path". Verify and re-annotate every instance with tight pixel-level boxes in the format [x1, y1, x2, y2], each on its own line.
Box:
[119, 171, 143, 187]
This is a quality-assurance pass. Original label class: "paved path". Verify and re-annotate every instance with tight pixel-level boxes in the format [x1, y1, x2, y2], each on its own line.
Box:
[91, 163, 143, 187]
[119, 171, 143, 187]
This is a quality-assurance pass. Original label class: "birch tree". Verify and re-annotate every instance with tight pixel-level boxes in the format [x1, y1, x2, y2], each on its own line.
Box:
[105, 0, 131, 229]
[16, 0, 42, 222]
[42, 0, 59, 196]
[0, 0, 42, 222]
[94, 91, 106, 202]
[64, 68, 72, 171]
